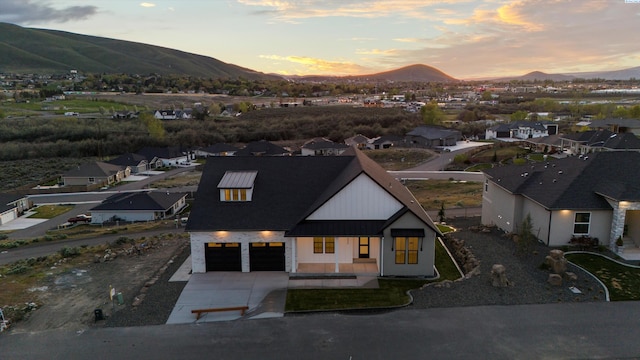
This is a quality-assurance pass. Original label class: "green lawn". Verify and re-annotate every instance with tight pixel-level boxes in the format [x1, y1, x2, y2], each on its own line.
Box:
[566, 253, 640, 301]
[285, 240, 461, 312]
[27, 205, 74, 219]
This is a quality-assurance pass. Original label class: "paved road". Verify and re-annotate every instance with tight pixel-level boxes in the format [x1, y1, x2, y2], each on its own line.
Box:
[2, 302, 639, 359]
[7, 167, 196, 240]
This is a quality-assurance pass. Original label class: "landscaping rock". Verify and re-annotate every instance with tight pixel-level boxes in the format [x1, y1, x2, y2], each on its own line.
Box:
[491, 264, 511, 287]
[548, 274, 563, 286]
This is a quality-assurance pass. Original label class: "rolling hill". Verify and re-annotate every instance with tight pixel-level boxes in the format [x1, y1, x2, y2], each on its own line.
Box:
[295, 64, 457, 83]
[0, 22, 277, 80]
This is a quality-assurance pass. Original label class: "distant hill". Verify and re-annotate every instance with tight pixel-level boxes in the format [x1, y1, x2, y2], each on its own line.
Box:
[565, 66, 640, 80]
[296, 64, 458, 83]
[492, 71, 576, 82]
[0, 22, 277, 80]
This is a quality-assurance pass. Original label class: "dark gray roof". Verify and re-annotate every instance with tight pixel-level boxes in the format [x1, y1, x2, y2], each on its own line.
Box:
[562, 130, 640, 150]
[136, 146, 189, 160]
[186, 148, 438, 234]
[483, 151, 640, 209]
[234, 140, 289, 156]
[200, 143, 239, 154]
[0, 193, 24, 213]
[406, 126, 461, 140]
[64, 162, 125, 177]
[107, 153, 147, 167]
[91, 191, 187, 211]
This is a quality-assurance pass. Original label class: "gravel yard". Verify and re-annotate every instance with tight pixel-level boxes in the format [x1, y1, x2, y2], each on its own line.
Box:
[101, 217, 607, 329]
[409, 217, 607, 309]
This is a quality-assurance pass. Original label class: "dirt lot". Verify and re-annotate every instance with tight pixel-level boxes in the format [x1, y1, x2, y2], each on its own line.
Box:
[5, 234, 189, 334]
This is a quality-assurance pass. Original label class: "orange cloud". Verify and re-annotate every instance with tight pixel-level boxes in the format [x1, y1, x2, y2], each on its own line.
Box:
[259, 54, 370, 75]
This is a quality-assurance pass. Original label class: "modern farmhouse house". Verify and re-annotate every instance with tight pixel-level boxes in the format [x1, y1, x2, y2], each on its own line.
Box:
[481, 151, 640, 249]
[186, 148, 440, 277]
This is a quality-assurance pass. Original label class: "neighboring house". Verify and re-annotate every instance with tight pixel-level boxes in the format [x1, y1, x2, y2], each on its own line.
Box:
[368, 135, 405, 150]
[136, 146, 194, 167]
[62, 162, 130, 186]
[186, 148, 440, 276]
[481, 151, 640, 249]
[0, 193, 31, 225]
[561, 129, 640, 155]
[405, 126, 461, 148]
[344, 134, 371, 150]
[90, 191, 188, 224]
[485, 121, 558, 140]
[195, 143, 239, 158]
[234, 140, 290, 156]
[593, 118, 640, 136]
[524, 134, 566, 154]
[107, 153, 149, 174]
[301, 138, 350, 156]
[153, 110, 178, 120]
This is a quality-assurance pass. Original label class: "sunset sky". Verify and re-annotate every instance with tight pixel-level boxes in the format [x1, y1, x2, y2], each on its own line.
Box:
[1, 0, 639, 79]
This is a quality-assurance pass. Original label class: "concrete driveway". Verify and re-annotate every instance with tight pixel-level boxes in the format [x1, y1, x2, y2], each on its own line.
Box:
[166, 271, 290, 324]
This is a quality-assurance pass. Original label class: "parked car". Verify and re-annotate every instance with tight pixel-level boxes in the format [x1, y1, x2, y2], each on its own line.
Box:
[68, 214, 92, 223]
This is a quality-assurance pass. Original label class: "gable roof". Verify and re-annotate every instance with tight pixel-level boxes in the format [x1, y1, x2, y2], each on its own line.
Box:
[91, 191, 187, 211]
[107, 153, 147, 167]
[64, 161, 125, 178]
[234, 140, 289, 156]
[483, 151, 640, 209]
[0, 193, 24, 213]
[562, 129, 640, 150]
[187, 148, 438, 234]
[136, 146, 189, 160]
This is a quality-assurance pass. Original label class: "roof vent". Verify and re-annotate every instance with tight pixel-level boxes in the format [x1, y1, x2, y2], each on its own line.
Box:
[558, 170, 563, 174]
[553, 179, 557, 183]
[583, 156, 588, 160]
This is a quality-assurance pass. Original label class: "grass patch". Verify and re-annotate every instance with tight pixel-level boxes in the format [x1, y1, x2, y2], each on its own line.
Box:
[150, 170, 202, 188]
[363, 148, 433, 171]
[285, 241, 460, 311]
[471, 146, 529, 163]
[465, 163, 492, 172]
[406, 179, 483, 210]
[565, 253, 640, 301]
[28, 205, 74, 219]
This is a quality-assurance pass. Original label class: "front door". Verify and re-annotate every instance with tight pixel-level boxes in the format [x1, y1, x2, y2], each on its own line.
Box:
[359, 237, 370, 259]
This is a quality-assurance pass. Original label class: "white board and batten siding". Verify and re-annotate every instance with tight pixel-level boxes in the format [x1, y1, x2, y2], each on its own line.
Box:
[307, 174, 403, 220]
[190, 231, 291, 273]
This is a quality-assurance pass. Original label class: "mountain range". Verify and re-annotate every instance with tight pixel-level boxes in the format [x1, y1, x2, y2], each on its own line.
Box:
[1, 22, 639, 82]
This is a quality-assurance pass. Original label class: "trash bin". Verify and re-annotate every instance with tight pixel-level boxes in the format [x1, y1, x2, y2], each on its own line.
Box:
[94, 309, 104, 322]
[116, 292, 124, 305]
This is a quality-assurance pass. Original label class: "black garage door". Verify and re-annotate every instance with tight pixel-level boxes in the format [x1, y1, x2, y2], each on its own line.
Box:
[249, 242, 285, 271]
[205, 243, 241, 271]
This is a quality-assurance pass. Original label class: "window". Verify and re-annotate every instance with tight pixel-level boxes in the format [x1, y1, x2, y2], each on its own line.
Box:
[313, 237, 335, 254]
[223, 188, 247, 202]
[88, 177, 95, 183]
[485, 179, 488, 192]
[574, 212, 590, 234]
[395, 237, 420, 264]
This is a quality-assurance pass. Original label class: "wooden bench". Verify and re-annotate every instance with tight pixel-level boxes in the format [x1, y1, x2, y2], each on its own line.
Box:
[191, 306, 249, 320]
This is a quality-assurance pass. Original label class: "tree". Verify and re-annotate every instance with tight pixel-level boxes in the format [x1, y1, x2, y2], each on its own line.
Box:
[437, 201, 446, 223]
[510, 110, 528, 122]
[139, 113, 166, 141]
[516, 213, 537, 255]
[420, 101, 444, 125]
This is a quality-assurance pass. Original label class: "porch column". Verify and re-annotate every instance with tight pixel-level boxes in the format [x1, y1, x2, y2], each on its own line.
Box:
[334, 238, 339, 273]
[291, 238, 296, 273]
[609, 202, 628, 248]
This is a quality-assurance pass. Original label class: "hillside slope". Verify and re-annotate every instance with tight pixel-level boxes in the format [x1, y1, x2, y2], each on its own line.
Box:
[0, 22, 276, 79]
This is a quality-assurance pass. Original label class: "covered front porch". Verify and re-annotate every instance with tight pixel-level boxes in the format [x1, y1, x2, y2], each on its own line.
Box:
[291, 235, 381, 276]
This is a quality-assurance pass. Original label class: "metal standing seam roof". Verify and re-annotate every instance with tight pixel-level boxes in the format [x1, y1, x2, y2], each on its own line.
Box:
[217, 171, 258, 189]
